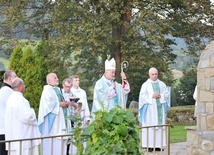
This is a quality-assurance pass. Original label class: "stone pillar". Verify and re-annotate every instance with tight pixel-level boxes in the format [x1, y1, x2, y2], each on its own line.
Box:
[187, 41, 214, 155]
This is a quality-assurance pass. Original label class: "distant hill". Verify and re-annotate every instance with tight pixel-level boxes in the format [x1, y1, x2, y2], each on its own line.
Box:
[172, 69, 183, 78]
[168, 35, 200, 71]
[0, 36, 202, 75]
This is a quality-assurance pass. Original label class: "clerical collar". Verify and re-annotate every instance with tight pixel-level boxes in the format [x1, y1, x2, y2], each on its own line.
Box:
[149, 79, 159, 83]
[1, 82, 11, 88]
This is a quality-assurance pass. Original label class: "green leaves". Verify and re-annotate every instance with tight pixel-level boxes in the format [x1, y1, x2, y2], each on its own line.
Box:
[67, 112, 87, 155]
[9, 44, 48, 115]
[118, 124, 128, 137]
[82, 125, 94, 135]
[105, 113, 113, 122]
[112, 115, 123, 124]
[84, 106, 141, 155]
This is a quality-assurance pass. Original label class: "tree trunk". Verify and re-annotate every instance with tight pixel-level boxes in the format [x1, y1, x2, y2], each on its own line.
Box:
[111, 0, 132, 81]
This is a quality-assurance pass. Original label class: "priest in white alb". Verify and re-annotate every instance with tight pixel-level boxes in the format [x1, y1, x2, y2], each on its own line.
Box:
[92, 58, 130, 115]
[38, 73, 71, 155]
[5, 77, 40, 155]
[138, 67, 169, 152]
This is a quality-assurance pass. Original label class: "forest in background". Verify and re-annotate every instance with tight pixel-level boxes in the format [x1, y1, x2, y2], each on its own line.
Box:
[0, 0, 213, 113]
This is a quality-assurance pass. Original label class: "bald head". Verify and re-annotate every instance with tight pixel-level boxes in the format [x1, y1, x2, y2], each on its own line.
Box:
[46, 73, 59, 86]
[11, 77, 25, 93]
[3, 70, 17, 85]
[149, 67, 158, 81]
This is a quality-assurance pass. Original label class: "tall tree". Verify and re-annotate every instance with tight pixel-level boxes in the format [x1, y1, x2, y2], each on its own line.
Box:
[9, 44, 48, 114]
[0, 0, 213, 104]
[172, 67, 197, 106]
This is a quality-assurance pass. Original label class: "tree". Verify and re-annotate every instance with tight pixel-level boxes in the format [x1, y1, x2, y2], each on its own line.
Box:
[9, 45, 23, 72]
[0, 0, 213, 105]
[172, 67, 197, 106]
[9, 44, 48, 114]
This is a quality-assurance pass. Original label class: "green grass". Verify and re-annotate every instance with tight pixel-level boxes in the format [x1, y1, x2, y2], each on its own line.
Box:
[170, 123, 196, 143]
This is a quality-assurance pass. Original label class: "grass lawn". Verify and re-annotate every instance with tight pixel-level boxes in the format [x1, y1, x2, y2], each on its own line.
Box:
[170, 123, 196, 143]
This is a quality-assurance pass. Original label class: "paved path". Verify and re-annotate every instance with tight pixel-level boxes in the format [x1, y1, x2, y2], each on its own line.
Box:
[170, 141, 192, 155]
[141, 141, 193, 155]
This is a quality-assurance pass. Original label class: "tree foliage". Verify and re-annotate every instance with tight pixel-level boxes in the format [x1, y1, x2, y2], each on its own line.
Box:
[0, 0, 213, 106]
[171, 67, 197, 106]
[9, 44, 48, 114]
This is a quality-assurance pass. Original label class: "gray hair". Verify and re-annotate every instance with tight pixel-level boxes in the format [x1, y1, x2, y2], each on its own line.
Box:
[46, 73, 55, 84]
[3, 70, 15, 80]
[11, 77, 23, 89]
[62, 78, 72, 85]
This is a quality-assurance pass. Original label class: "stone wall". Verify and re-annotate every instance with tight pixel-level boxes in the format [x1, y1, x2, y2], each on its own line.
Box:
[187, 41, 214, 155]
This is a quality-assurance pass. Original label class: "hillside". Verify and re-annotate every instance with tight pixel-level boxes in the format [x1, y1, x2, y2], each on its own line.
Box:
[0, 36, 198, 74]
[172, 69, 183, 78]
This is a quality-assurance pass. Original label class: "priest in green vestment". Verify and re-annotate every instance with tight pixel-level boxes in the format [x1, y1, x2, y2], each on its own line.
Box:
[38, 73, 71, 155]
[138, 67, 169, 152]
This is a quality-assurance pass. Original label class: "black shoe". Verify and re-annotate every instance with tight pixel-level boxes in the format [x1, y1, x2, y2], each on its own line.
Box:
[148, 148, 153, 152]
[155, 148, 164, 151]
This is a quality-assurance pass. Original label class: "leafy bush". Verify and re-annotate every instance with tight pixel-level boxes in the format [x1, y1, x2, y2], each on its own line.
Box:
[167, 106, 194, 118]
[83, 107, 141, 155]
[67, 112, 86, 155]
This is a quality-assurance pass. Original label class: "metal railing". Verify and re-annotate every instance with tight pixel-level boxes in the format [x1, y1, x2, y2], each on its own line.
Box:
[139, 124, 173, 155]
[0, 124, 173, 155]
[0, 134, 74, 155]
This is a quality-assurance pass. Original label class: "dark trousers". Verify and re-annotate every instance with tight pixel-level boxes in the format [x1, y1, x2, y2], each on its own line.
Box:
[0, 134, 7, 155]
[67, 121, 75, 155]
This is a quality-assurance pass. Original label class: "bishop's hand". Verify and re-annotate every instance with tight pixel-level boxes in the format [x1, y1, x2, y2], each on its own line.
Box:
[120, 72, 127, 80]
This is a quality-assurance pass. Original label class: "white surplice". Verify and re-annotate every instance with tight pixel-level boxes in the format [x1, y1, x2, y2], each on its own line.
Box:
[92, 75, 130, 114]
[0, 86, 13, 135]
[69, 87, 90, 154]
[38, 85, 69, 155]
[138, 79, 169, 148]
[70, 87, 90, 126]
[5, 91, 40, 155]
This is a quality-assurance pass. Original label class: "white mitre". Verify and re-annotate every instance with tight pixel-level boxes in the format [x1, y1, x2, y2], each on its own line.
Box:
[105, 58, 116, 70]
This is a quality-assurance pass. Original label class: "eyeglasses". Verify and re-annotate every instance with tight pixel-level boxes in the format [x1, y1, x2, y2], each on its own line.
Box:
[64, 85, 71, 88]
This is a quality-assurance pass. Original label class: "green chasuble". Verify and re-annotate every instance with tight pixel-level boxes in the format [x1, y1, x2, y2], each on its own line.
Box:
[151, 82, 163, 125]
[53, 87, 67, 127]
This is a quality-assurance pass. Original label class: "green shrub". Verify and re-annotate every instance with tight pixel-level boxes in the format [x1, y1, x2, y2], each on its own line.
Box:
[83, 106, 141, 155]
[9, 44, 48, 114]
